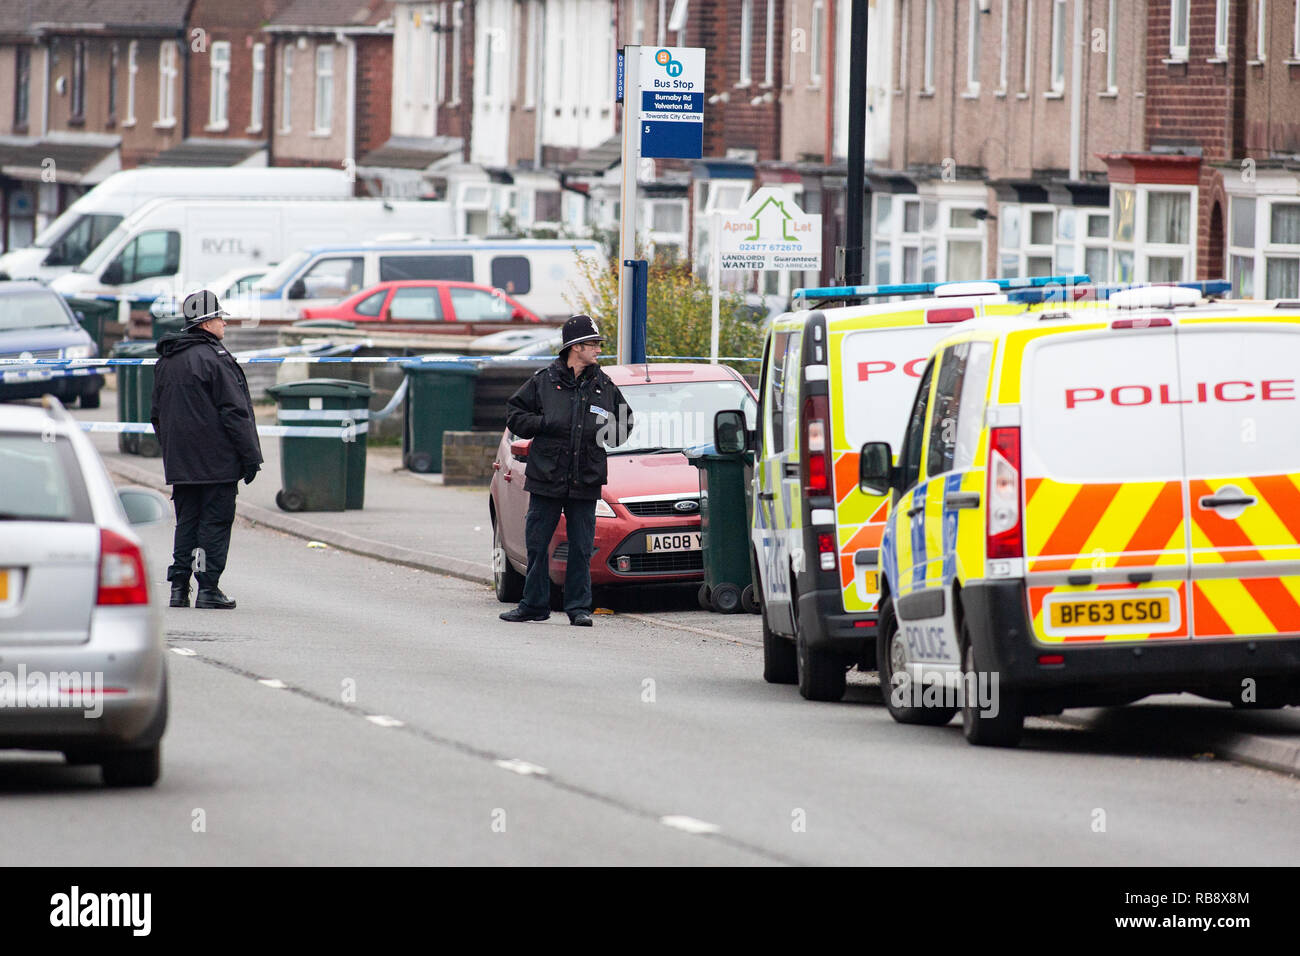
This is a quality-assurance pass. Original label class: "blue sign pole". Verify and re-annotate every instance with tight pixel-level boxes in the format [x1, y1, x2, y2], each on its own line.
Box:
[624, 258, 648, 364]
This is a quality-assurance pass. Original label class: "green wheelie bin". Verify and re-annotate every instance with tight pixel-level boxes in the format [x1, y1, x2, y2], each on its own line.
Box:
[400, 358, 479, 474]
[111, 341, 159, 455]
[686, 442, 757, 614]
[266, 379, 373, 512]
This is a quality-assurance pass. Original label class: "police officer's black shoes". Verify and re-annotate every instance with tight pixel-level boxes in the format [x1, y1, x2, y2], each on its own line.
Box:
[499, 606, 550, 623]
[169, 582, 191, 608]
[195, 588, 237, 609]
[570, 612, 593, 627]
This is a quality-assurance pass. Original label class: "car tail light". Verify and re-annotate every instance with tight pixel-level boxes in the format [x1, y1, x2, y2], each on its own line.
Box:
[986, 427, 1023, 560]
[97, 529, 149, 606]
[802, 394, 832, 494]
[926, 306, 976, 324]
[817, 531, 836, 571]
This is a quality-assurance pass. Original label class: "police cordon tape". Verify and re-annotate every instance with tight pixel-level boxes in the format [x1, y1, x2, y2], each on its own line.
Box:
[78, 421, 370, 438]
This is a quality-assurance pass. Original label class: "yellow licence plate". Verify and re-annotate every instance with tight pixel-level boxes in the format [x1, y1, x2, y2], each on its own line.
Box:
[1049, 596, 1172, 628]
[0, 570, 7, 602]
[862, 571, 880, 593]
[646, 532, 701, 553]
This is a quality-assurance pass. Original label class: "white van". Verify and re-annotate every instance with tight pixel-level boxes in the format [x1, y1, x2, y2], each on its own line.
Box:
[49, 197, 457, 305]
[0, 167, 351, 282]
[249, 238, 605, 321]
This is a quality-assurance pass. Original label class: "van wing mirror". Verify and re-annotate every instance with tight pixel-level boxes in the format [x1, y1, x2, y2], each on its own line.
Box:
[510, 438, 532, 460]
[858, 442, 894, 496]
[287, 278, 307, 300]
[101, 261, 124, 286]
[713, 408, 749, 455]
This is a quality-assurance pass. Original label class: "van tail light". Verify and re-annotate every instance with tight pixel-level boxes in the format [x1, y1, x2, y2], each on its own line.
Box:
[817, 531, 837, 571]
[97, 529, 149, 606]
[802, 394, 832, 494]
[986, 427, 1023, 560]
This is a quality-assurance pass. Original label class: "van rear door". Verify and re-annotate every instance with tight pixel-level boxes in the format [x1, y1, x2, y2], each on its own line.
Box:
[1175, 319, 1300, 640]
[1019, 326, 1191, 643]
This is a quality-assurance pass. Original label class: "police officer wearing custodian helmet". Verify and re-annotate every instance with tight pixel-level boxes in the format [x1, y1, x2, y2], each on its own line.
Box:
[150, 290, 262, 609]
[501, 314, 634, 626]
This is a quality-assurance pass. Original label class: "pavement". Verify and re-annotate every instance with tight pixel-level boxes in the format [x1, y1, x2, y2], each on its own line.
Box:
[78, 380, 1300, 781]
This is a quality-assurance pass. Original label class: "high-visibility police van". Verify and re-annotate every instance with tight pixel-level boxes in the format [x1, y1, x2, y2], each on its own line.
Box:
[718, 277, 1086, 702]
[857, 290, 1300, 745]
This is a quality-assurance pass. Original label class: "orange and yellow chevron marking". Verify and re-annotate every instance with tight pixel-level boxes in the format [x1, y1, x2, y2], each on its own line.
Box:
[1190, 475, 1300, 563]
[1028, 582, 1190, 643]
[1024, 479, 1186, 573]
[834, 451, 860, 504]
[1192, 577, 1300, 638]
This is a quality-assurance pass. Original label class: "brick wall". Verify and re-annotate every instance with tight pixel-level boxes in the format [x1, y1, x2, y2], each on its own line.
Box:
[691, 0, 783, 160]
[355, 34, 394, 163]
[441, 431, 502, 485]
[1145, 0, 1232, 159]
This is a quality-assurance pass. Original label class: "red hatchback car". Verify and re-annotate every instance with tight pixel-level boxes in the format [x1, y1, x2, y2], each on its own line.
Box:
[489, 363, 757, 606]
[299, 279, 544, 333]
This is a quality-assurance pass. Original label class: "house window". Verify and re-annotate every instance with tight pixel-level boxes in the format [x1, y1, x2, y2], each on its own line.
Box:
[1267, 202, 1300, 296]
[1109, 186, 1194, 283]
[315, 45, 334, 133]
[438, 5, 449, 105]
[158, 40, 178, 124]
[669, 0, 689, 45]
[764, 0, 775, 85]
[424, 17, 436, 107]
[125, 40, 137, 125]
[1106, 0, 1118, 90]
[1050, 0, 1067, 92]
[281, 46, 294, 131]
[249, 43, 265, 132]
[810, 0, 824, 85]
[1256, 0, 1268, 60]
[739, 0, 753, 86]
[524, 2, 539, 107]
[896, 0, 909, 90]
[14, 46, 30, 129]
[1021, 0, 1033, 93]
[923, 0, 936, 91]
[209, 41, 230, 129]
[967, 0, 981, 93]
[1171, 0, 1190, 59]
[998, 0, 1009, 91]
[71, 40, 86, 121]
[108, 44, 119, 122]
[451, 2, 463, 104]
[1215, 0, 1229, 57]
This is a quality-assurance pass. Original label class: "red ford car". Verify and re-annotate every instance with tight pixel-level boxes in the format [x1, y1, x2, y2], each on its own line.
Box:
[489, 363, 757, 606]
[299, 279, 544, 333]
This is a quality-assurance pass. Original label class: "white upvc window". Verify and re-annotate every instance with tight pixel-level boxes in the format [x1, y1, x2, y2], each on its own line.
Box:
[1109, 185, 1195, 284]
[763, 0, 775, 85]
[1215, 0, 1230, 57]
[1170, 0, 1190, 59]
[658, 0, 667, 45]
[1021, 0, 1033, 93]
[669, 0, 689, 45]
[451, 2, 463, 104]
[249, 43, 265, 132]
[634, 0, 645, 43]
[1050, 0, 1067, 92]
[810, 0, 824, 86]
[897, 0, 909, 90]
[967, 0, 981, 94]
[125, 40, 138, 125]
[423, 12, 435, 107]
[281, 46, 294, 131]
[523, 1, 538, 107]
[739, 0, 753, 85]
[314, 44, 334, 133]
[1231, 193, 1300, 298]
[1106, 0, 1118, 91]
[1294, 0, 1300, 58]
[1256, 0, 1268, 61]
[923, 0, 936, 92]
[437, 5, 448, 104]
[208, 41, 230, 130]
[997, 202, 1110, 280]
[998, 0, 1009, 91]
[158, 40, 178, 124]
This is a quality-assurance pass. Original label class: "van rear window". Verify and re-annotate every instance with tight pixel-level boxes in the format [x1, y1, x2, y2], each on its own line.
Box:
[380, 255, 473, 282]
[490, 256, 531, 295]
[838, 325, 955, 450]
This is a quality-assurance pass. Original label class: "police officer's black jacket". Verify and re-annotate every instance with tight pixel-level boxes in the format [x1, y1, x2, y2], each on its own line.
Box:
[151, 329, 263, 485]
[506, 356, 634, 499]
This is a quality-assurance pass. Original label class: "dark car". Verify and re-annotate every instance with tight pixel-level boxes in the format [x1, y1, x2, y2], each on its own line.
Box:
[0, 282, 103, 408]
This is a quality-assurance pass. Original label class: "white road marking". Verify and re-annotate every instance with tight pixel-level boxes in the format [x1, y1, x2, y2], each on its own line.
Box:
[660, 815, 721, 835]
[258, 678, 287, 689]
[366, 715, 405, 728]
[170, 648, 196, 657]
[494, 758, 549, 776]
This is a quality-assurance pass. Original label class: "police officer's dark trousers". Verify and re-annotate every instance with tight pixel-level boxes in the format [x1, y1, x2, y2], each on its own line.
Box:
[520, 494, 597, 617]
[168, 482, 237, 590]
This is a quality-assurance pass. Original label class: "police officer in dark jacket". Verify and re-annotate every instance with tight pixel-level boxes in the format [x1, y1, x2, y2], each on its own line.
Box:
[150, 290, 262, 610]
[501, 314, 634, 626]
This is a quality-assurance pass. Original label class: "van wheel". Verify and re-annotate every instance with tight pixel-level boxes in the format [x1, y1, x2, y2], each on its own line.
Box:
[796, 631, 847, 701]
[877, 600, 956, 726]
[492, 519, 524, 604]
[960, 625, 1023, 747]
[101, 744, 161, 787]
[762, 609, 798, 684]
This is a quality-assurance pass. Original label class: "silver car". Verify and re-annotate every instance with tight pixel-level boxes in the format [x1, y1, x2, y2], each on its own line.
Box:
[0, 397, 168, 785]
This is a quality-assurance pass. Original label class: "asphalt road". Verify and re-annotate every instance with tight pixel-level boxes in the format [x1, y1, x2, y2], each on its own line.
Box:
[2, 509, 1298, 865]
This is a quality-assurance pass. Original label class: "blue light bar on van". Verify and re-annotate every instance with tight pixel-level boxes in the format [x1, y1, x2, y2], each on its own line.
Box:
[1005, 279, 1233, 304]
[792, 275, 1091, 301]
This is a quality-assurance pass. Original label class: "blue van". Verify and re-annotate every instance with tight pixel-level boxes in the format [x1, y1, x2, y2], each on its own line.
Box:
[0, 282, 102, 408]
